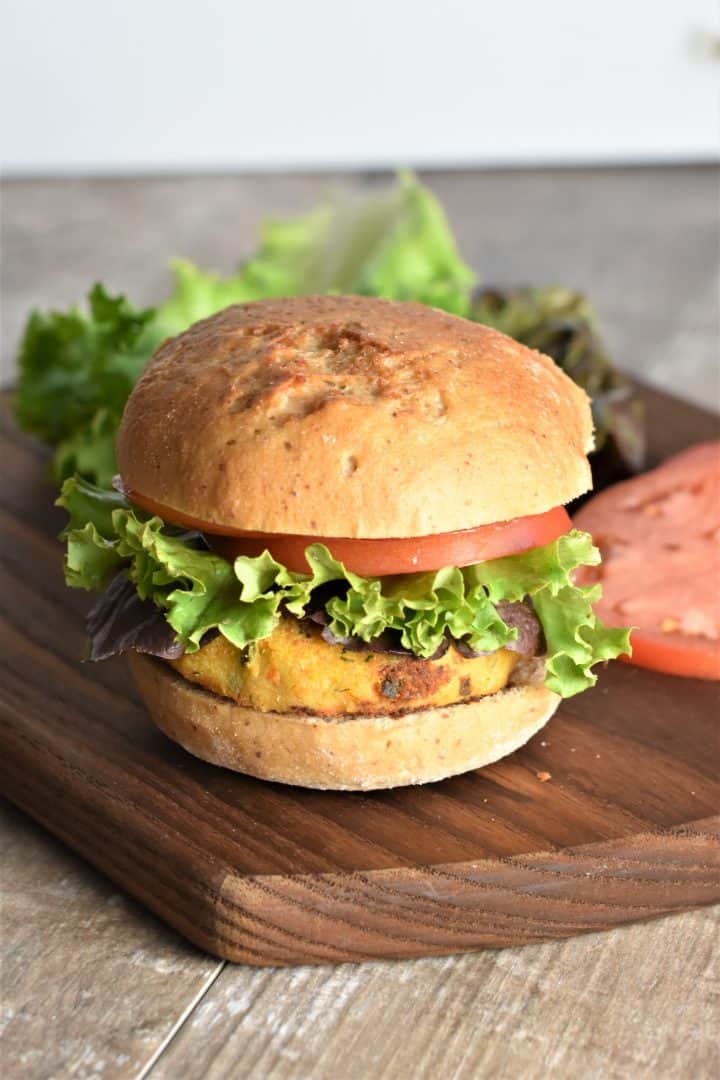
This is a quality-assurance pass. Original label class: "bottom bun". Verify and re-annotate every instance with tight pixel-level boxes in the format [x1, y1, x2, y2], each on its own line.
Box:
[129, 654, 560, 790]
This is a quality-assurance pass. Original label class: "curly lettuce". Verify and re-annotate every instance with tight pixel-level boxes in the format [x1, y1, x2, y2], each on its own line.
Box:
[13, 287, 155, 485]
[15, 175, 473, 486]
[58, 478, 630, 698]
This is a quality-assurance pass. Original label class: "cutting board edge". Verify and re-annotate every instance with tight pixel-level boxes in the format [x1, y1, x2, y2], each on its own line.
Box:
[4, 759, 718, 967]
[208, 816, 720, 964]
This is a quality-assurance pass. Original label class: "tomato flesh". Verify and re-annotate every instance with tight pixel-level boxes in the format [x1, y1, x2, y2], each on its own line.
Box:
[573, 440, 720, 682]
[125, 486, 571, 576]
[621, 631, 720, 681]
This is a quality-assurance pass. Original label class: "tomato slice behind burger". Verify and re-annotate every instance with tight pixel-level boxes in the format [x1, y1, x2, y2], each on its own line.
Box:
[124, 486, 571, 576]
[622, 631, 720, 681]
[573, 440, 720, 681]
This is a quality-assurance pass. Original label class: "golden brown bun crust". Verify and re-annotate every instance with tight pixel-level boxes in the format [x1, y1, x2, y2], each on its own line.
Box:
[129, 653, 560, 790]
[117, 296, 593, 538]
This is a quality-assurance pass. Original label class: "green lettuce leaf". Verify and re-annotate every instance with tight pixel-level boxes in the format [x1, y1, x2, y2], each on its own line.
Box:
[58, 478, 629, 697]
[466, 531, 630, 695]
[16, 175, 474, 487]
[148, 172, 474, 337]
[13, 286, 155, 486]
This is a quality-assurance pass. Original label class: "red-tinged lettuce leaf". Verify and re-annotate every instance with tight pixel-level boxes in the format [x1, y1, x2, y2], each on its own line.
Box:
[471, 285, 646, 477]
[86, 574, 185, 661]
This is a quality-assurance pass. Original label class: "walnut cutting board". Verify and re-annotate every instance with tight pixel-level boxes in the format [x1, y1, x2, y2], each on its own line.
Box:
[1, 385, 718, 967]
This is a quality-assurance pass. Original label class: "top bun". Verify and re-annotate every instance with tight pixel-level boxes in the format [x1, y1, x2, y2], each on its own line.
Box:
[117, 295, 593, 538]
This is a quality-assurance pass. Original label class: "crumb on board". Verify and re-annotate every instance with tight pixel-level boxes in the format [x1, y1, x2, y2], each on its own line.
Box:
[536, 770, 552, 783]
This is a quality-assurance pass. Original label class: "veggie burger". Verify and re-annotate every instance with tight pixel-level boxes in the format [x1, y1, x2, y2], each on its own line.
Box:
[60, 295, 629, 789]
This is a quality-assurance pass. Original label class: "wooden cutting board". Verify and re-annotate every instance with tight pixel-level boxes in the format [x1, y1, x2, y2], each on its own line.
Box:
[1, 385, 718, 967]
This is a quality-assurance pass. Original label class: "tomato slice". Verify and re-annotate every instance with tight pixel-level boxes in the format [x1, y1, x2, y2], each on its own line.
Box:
[124, 486, 571, 576]
[573, 440, 720, 681]
[621, 631, 720, 681]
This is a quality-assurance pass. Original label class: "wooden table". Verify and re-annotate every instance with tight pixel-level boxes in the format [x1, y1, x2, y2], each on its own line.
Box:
[2, 167, 718, 1078]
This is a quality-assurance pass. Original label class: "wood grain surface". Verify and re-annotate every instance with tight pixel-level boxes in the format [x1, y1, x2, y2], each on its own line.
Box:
[0, 801, 222, 1079]
[1, 382, 718, 966]
[149, 907, 720, 1080]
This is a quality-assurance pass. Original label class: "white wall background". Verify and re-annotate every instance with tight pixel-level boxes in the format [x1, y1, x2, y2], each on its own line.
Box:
[1, 0, 718, 174]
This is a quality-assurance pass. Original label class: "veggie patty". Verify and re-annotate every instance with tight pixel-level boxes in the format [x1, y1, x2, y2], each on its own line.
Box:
[171, 617, 521, 716]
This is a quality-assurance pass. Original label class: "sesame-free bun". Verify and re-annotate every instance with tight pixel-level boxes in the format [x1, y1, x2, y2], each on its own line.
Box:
[117, 296, 593, 538]
[129, 654, 559, 790]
